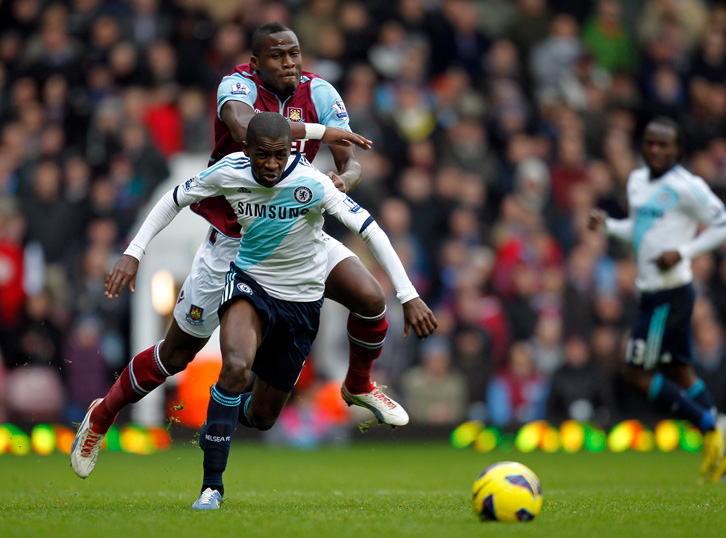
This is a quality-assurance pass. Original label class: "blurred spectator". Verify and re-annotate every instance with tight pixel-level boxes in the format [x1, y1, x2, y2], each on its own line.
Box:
[431, 0, 491, 84]
[21, 160, 79, 265]
[504, 264, 540, 341]
[401, 337, 468, 425]
[0, 205, 26, 362]
[12, 290, 63, 370]
[508, 0, 552, 65]
[63, 314, 111, 423]
[487, 341, 548, 428]
[546, 333, 614, 427]
[119, 0, 173, 49]
[530, 14, 583, 95]
[528, 314, 564, 376]
[178, 88, 213, 153]
[638, 0, 709, 53]
[582, 0, 637, 74]
[690, 27, 726, 85]
[451, 323, 493, 415]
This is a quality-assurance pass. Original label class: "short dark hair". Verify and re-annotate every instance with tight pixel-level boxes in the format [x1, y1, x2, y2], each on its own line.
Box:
[646, 116, 683, 159]
[251, 23, 294, 56]
[247, 111, 291, 146]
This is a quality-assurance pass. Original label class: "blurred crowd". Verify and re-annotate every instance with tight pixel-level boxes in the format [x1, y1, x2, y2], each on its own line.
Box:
[3, 0, 726, 432]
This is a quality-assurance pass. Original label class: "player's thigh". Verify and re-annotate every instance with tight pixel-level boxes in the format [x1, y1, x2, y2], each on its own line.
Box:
[173, 228, 238, 338]
[323, 235, 384, 315]
[219, 298, 264, 368]
[625, 284, 694, 371]
[159, 319, 210, 372]
[217, 265, 275, 385]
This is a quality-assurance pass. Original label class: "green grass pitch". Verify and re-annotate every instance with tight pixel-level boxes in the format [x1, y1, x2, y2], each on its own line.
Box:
[1, 439, 726, 538]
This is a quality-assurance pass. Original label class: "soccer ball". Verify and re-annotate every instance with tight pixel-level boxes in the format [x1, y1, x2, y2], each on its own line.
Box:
[471, 461, 543, 522]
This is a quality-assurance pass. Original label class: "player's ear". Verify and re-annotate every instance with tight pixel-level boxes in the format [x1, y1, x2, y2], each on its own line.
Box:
[250, 55, 258, 71]
[241, 141, 249, 157]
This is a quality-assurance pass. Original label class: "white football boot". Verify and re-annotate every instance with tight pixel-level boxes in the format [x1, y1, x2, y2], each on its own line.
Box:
[192, 488, 223, 510]
[341, 382, 409, 427]
[70, 398, 106, 478]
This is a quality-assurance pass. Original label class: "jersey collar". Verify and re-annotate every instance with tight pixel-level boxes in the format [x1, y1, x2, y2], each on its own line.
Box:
[649, 163, 679, 181]
[280, 153, 302, 181]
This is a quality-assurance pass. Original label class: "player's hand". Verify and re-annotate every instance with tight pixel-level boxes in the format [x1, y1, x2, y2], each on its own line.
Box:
[322, 126, 372, 150]
[402, 297, 438, 340]
[327, 171, 347, 193]
[654, 250, 682, 270]
[105, 254, 140, 298]
[588, 209, 607, 231]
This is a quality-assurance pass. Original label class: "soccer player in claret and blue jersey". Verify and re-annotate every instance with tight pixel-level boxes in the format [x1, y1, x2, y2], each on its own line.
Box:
[191, 23, 430, 426]
[71, 24, 438, 486]
[589, 117, 726, 481]
[101, 112, 436, 508]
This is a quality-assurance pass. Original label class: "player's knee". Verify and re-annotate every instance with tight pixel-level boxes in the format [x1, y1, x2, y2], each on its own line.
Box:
[159, 347, 196, 375]
[350, 279, 385, 317]
[248, 410, 278, 431]
[219, 354, 251, 389]
[624, 367, 651, 394]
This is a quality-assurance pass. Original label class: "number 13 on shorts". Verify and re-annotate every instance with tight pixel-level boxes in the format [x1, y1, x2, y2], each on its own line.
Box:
[626, 337, 673, 369]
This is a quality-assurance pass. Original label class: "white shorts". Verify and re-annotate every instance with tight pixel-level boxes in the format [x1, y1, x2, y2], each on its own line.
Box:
[173, 227, 356, 338]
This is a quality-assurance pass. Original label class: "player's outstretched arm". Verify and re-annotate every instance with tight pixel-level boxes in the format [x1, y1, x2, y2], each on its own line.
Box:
[589, 208, 634, 242]
[103, 190, 186, 299]
[402, 297, 438, 340]
[221, 101, 372, 150]
[105, 254, 140, 298]
[320, 126, 372, 149]
[325, 188, 433, 332]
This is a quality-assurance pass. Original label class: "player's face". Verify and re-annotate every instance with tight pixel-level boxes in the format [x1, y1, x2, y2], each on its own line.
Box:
[245, 136, 291, 187]
[642, 124, 679, 177]
[251, 31, 302, 98]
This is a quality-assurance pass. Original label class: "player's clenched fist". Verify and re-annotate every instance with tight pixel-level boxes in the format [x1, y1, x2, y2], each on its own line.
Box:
[105, 254, 140, 298]
[402, 297, 438, 340]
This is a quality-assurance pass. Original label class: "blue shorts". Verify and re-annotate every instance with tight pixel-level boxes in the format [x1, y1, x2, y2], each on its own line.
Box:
[218, 264, 323, 392]
[626, 283, 694, 370]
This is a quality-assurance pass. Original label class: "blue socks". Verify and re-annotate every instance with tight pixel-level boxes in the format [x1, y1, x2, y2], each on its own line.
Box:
[236, 393, 255, 428]
[648, 373, 714, 432]
[201, 383, 242, 493]
[686, 378, 716, 415]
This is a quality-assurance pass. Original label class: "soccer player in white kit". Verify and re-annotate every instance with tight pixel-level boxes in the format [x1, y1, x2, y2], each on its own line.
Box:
[78, 113, 438, 508]
[71, 24, 434, 483]
[589, 117, 726, 481]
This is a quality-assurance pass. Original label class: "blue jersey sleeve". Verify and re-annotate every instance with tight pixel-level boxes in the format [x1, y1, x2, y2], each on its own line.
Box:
[217, 74, 258, 120]
[310, 78, 350, 130]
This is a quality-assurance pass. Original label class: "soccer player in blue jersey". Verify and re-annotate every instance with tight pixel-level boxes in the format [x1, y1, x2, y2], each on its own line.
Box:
[589, 117, 726, 481]
[84, 112, 437, 508]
